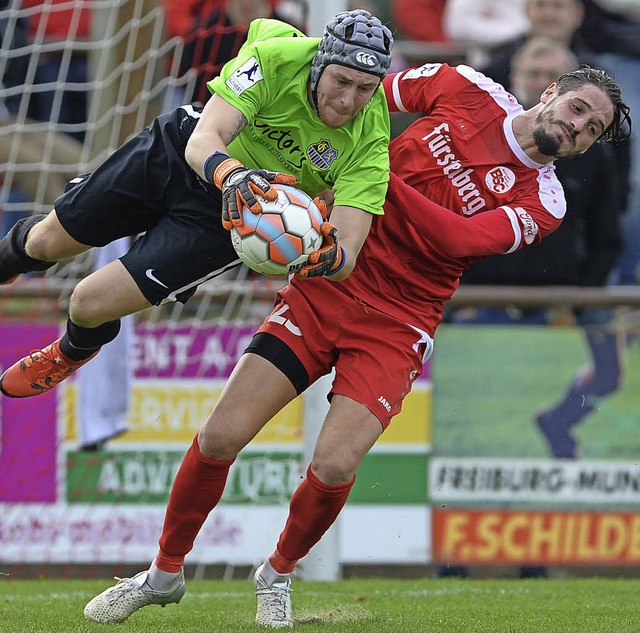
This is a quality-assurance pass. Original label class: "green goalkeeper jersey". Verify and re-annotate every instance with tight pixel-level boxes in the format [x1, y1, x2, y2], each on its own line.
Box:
[207, 19, 390, 216]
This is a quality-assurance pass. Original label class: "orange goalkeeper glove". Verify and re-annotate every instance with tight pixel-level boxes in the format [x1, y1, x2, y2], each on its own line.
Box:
[294, 220, 346, 279]
[208, 155, 297, 230]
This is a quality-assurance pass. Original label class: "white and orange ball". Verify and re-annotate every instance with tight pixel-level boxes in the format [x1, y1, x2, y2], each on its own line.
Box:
[230, 184, 324, 276]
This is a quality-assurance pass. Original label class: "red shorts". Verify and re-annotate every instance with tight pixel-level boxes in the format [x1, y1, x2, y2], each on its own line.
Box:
[254, 280, 433, 428]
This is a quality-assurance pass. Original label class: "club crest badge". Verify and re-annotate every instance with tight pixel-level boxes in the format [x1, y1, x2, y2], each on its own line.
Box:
[307, 139, 338, 169]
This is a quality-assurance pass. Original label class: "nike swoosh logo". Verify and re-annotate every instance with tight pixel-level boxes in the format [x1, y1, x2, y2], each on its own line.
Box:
[145, 269, 169, 288]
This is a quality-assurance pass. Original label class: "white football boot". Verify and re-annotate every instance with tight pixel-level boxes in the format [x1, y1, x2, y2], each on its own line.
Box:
[254, 562, 293, 628]
[84, 569, 185, 623]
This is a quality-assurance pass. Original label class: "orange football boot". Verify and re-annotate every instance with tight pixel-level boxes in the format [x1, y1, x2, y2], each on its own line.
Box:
[0, 338, 99, 397]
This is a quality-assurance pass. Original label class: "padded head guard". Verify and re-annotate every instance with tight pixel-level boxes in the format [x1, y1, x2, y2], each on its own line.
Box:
[310, 9, 394, 101]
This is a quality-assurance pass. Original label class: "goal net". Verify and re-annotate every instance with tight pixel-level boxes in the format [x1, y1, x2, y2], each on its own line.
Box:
[0, 0, 432, 580]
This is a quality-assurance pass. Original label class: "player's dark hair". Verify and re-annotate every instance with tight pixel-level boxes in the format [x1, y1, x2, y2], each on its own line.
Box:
[555, 64, 631, 143]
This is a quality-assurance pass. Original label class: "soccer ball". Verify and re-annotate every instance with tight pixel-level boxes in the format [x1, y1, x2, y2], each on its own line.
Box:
[230, 184, 325, 276]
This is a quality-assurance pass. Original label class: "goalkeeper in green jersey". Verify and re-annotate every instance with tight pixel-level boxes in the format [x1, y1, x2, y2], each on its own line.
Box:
[0, 10, 393, 399]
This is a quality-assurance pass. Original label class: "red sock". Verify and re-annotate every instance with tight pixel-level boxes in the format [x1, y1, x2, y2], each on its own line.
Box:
[155, 435, 234, 572]
[270, 465, 355, 574]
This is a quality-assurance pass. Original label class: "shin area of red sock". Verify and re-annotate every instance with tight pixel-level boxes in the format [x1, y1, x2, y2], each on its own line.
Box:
[155, 435, 234, 572]
[271, 465, 355, 574]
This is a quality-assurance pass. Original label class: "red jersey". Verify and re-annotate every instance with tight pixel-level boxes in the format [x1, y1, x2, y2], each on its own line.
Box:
[333, 63, 567, 336]
[22, 0, 90, 40]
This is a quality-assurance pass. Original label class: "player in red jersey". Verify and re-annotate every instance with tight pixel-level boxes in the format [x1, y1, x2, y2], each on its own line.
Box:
[85, 62, 630, 627]
[341, 61, 630, 337]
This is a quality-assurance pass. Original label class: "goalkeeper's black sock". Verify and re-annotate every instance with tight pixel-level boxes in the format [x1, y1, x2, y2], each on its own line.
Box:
[60, 317, 122, 361]
[0, 214, 55, 282]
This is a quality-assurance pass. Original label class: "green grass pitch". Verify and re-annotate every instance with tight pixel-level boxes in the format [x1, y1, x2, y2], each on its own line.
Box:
[2, 577, 640, 632]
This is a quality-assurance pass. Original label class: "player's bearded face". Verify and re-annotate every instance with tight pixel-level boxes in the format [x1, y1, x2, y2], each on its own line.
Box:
[315, 65, 380, 128]
[532, 106, 576, 158]
[533, 85, 615, 158]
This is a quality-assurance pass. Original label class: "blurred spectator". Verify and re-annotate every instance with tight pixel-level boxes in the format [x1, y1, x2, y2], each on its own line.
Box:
[164, 0, 223, 40]
[578, 0, 640, 285]
[453, 37, 626, 460]
[21, 0, 91, 142]
[443, 0, 529, 68]
[1, 0, 30, 115]
[393, 0, 449, 44]
[578, 0, 640, 56]
[480, 0, 591, 91]
[0, 110, 83, 215]
[1, 71, 82, 230]
[1, 4, 82, 233]
[166, 0, 288, 105]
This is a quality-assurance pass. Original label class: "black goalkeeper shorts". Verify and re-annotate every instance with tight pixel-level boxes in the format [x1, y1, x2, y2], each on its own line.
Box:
[54, 105, 240, 305]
